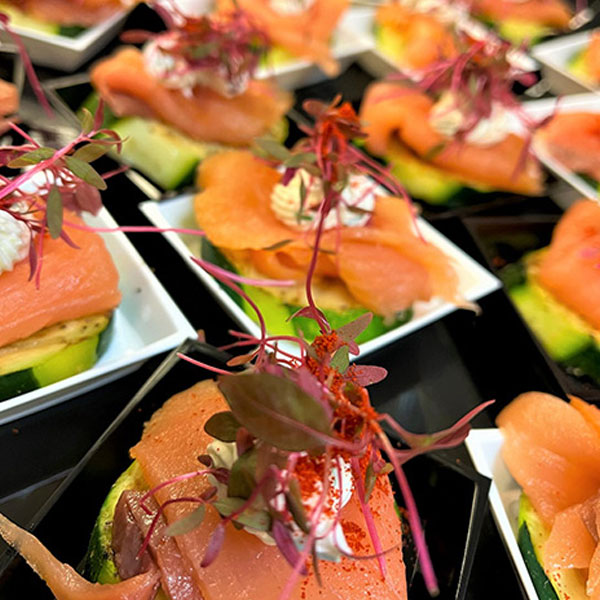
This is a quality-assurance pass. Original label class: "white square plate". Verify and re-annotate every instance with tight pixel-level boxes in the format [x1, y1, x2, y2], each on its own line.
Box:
[532, 30, 597, 94]
[465, 429, 539, 600]
[0, 10, 129, 72]
[139, 193, 501, 359]
[523, 92, 600, 200]
[0, 206, 196, 425]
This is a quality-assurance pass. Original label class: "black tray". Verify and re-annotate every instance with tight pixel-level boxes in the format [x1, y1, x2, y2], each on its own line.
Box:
[465, 213, 600, 402]
[0, 339, 489, 600]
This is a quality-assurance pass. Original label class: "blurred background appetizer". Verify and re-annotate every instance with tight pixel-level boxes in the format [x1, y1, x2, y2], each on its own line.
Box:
[570, 31, 600, 87]
[216, 0, 349, 76]
[87, 5, 292, 190]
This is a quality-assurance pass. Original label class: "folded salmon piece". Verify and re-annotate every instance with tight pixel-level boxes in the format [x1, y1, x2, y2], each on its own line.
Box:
[194, 150, 461, 316]
[375, 3, 458, 70]
[131, 380, 408, 600]
[216, 0, 348, 75]
[0, 212, 121, 348]
[5, 0, 133, 26]
[537, 113, 600, 181]
[91, 47, 292, 146]
[360, 81, 543, 196]
[470, 0, 572, 28]
[536, 200, 600, 331]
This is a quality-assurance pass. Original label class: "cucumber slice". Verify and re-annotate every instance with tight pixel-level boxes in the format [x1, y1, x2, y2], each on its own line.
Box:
[84, 461, 148, 584]
[518, 495, 588, 600]
[497, 19, 553, 45]
[0, 3, 59, 34]
[0, 314, 113, 401]
[112, 117, 224, 190]
[509, 281, 593, 362]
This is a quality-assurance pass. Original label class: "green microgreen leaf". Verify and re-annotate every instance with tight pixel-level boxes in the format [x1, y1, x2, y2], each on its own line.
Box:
[46, 185, 63, 240]
[424, 142, 446, 161]
[213, 498, 271, 531]
[283, 152, 317, 168]
[330, 345, 349, 374]
[228, 448, 257, 500]
[79, 107, 94, 133]
[337, 313, 373, 343]
[204, 411, 241, 443]
[165, 504, 206, 537]
[286, 479, 310, 534]
[64, 156, 107, 190]
[8, 147, 55, 168]
[254, 138, 291, 161]
[262, 239, 293, 251]
[218, 372, 333, 453]
[297, 177, 307, 225]
[72, 142, 109, 163]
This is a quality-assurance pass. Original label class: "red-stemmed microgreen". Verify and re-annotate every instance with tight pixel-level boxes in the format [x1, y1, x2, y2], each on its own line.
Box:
[123, 3, 270, 96]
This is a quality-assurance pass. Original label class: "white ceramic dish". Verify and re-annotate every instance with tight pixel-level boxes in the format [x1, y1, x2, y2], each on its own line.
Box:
[465, 429, 539, 600]
[0, 10, 129, 72]
[523, 92, 600, 200]
[0, 206, 196, 425]
[139, 193, 501, 359]
[532, 30, 597, 95]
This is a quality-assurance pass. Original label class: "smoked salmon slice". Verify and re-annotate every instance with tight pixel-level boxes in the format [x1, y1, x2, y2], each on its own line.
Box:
[497, 392, 600, 524]
[536, 200, 600, 331]
[537, 112, 600, 181]
[131, 380, 408, 600]
[91, 47, 292, 146]
[360, 81, 543, 196]
[194, 150, 461, 317]
[375, 4, 458, 70]
[0, 212, 121, 348]
[470, 0, 572, 28]
[216, 0, 348, 75]
[4, 0, 133, 26]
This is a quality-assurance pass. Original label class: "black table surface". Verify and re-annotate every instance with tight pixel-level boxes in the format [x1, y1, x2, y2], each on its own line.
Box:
[0, 4, 594, 597]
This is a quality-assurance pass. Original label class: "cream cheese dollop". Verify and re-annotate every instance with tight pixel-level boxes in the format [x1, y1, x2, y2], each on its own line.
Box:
[269, 0, 315, 15]
[143, 38, 250, 98]
[206, 441, 354, 561]
[0, 208, 31, 276]
[429, 91, 510, 146]
[270, 169, 376, 231]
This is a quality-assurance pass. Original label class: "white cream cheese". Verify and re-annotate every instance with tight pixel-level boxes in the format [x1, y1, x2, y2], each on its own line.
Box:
[0, 207, 31, 276]
[271, 169, 376, 231]
[429, 91, 511, 146]
[206, 441, 354, 561]
[143, 38, 250, 97]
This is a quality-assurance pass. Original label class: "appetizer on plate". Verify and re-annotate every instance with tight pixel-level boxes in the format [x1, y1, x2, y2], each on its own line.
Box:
[504, 200, 600, 387]
[568, 31, 600, 86]
[359, 35, 543, 205]
[0, 117, 123, 401]
[496, 391, 600, 600]
[0, 0, 134, 36]
[0, 304, 489, 598]
[193, 98, 467, 345]
[215, 0, 349, 76]
[536, 111, 600, 189]
[373, 0, 459, 72]
[88, 6, 292, 190]
[469, 0, 572, 45]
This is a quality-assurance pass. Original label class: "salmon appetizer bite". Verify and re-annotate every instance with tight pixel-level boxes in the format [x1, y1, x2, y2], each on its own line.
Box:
[536, 112, 600, 183]
[216, 0, 349, 75]
[0, 0, 134, 28]
[570, 31, 600, 86]
[470, 0, 572, 44]
[0, 113, 123, 401]
[498, 392, 600, 599]
[89, 7, 292, 189]
[193, 99, 466, 343]
[0, 277, 490, 599]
